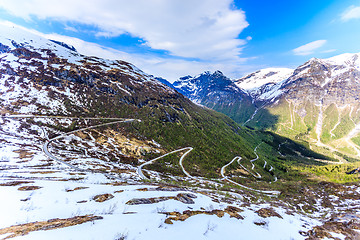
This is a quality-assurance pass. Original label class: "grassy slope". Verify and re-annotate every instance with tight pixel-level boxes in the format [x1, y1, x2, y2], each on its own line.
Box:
[210, 100, 256, 125]
[321, 103, 339, 143]
[62, 84, 343, 189]
[217, 98, 360, 185]
[333, 107, 355, 139]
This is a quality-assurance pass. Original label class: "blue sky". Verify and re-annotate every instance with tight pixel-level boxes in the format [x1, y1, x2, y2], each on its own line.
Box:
[0, 0, 359, 81]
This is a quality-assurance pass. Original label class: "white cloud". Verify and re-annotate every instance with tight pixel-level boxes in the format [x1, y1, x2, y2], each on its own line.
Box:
[41, 32, 252, 81]
[292, 40, 327, 56]
[341, 5, 360, 21]
[321, 49, 337, 54]
[0, 0, 249, 62]
[64, 25, 78, 33]
[0, 20, 252, 82]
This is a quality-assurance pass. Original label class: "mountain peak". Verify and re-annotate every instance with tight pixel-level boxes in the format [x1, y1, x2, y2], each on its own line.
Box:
[50, 39, 77, 52]
[326, 52, 360, 68]
[213, 70, 224, 75]
[234, 67, 293, 91]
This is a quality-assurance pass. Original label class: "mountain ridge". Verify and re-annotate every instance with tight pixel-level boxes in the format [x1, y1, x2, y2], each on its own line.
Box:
[172, 52, 360, 160]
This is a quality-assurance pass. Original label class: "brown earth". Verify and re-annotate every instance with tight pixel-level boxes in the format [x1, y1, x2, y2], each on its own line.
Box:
[0, 215, 103, 239]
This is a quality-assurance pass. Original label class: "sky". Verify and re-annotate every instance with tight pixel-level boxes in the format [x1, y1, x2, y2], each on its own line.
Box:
[0, 0, 359, 82]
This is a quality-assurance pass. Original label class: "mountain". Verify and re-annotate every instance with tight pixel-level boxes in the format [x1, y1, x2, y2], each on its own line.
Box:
[173, 71, 255, 123]
[173, 53, 360, 161]
[234, 67, 293, 101]
[245, 54, 360, 160]
[1, 23, 311, 181]
[1, 23, 360, 240]
[153, 76, 175, 89]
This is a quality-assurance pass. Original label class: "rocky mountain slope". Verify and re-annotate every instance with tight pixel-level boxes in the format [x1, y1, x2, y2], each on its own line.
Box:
[246, 54, 360, 160]
[234, 67, 293, 101]
[1, 23, 360, 240]
[173, 54, 360, 161]
[1, 23, 323, 186]
[173, 71, 255, 124]
[0, 24, 267, 179]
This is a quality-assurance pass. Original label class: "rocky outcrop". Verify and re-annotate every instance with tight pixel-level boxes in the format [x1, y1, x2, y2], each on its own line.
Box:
[92, 193, 114, 202]
[126, 193, 197, 205]
[163, 205, 244, 224]
[0, 215, 103, 239]
[255, 208, 283, 219]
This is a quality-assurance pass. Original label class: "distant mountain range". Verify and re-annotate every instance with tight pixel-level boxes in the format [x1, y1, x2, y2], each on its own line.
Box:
[173, 53, 360, 160]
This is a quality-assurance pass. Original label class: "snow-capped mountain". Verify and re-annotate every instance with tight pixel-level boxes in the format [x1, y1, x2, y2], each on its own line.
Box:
[1, 22, 360, 240]
[235, 68, 293, 90]
[273, 54, 360, 105]
[235, 67, 292, 91]
[173, 71, 255, 123]
[242, 53, 360, 105]
[0, 23, 181, 117]
[173, 70, 248, 104]
[250, 53, 360, 151]
[233, 68, 293, 103]
[172, 52, 360, 158]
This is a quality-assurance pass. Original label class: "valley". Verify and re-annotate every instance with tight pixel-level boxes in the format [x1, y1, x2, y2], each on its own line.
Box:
[173, 56, 360, 184]
[0, 23, 360, 240]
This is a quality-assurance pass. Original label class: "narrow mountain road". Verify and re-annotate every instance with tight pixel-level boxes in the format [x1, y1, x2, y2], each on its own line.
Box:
[7, 115, 280, 195]
[278, 142, 285, 157]
[220, 156, 241, 179]
[237, 157, 261, 179]
[178, 147, 195, 179]
[43, 118, 140, 172]
[1, 114, 128, 120]
[220, 156, 280, 195]
[250, 143, 262, 170]
[137, 147, 193, 179]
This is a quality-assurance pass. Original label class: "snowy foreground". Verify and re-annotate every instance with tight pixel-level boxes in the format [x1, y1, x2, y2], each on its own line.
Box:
[0, 117, 354, 240]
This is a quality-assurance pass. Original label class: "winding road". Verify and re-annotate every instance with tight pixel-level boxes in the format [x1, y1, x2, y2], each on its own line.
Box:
[7, 114, 280, 195]
[220, 156, 241, 179]
[42, 118, 140, 172]
[137, 147, 193, 179]
[220, 155, 280, 195]
[1, 114, 128, 120]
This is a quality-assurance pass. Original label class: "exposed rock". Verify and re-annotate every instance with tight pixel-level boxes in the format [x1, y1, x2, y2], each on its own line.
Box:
[126, 198, 154, 205]
[176, 193, 196, 204]
[126, 193, 197, 205]
[163, 206, 244, 224]
[155, 186, 186, 191]
[225, 206, 244, 220]
[255, 208, 283, 219]
[164, 218, 173, 224]
[254, 220, 267, 226]
[0, 215, 103, 239]
[17, 186, 42, 191]
[0, 181, 34, 186]
[66, 187, 88, 192]
[92, 193, 114, 202]
[301, 219, 360, 240]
